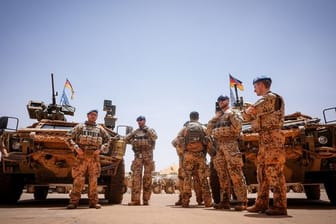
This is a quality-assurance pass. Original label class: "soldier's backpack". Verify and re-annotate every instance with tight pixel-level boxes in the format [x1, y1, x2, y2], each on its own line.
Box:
[184, 122, 205, 151]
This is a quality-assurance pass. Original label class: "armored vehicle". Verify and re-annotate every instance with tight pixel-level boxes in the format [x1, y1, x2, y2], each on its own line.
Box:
[210, 107, 336, 205]
[240, 108, 336, 205]
[0, 74, 131, 204]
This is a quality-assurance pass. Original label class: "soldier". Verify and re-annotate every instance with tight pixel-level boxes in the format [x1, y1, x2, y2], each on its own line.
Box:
[176, 111, 212, 208]
[172, 120, 204, 206]
[207, 95, 247, 211]
[66, 109, 110, 209]
[126, 116, 157, 206]
[242, 76, 287, 216]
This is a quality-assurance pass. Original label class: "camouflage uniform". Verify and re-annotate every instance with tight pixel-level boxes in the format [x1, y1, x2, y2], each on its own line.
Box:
[126, 126, 157, 205]
[172, 138, 203, 205]
[176, 121, 212, 207]
[67, 121, 110, 207]
[208, 109, 247, 210]
[243, 91, 287, 213]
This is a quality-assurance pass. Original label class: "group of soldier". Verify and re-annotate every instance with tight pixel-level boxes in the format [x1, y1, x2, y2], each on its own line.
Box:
[64, 75, 287, 216]
[172, 75, 287, 216]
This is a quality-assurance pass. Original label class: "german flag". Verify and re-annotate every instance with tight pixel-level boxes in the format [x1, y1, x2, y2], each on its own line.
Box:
[229, 74, 244, 91]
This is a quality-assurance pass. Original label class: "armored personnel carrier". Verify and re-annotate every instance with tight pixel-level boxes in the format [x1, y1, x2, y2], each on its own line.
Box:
[240, 109, 336, 205]
[0, 74, 131, 204]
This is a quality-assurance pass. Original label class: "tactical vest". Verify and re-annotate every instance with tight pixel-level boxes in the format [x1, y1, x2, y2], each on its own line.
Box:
[77, 123, 103, 147]
[132, 129, 152, 148]
[184, 122, 205, 152]
[212, 110, 239, 139]
[251, 92, 284, 132]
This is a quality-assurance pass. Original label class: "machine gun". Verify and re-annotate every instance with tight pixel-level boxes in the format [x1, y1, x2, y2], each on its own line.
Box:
[27, 73, 75, 121]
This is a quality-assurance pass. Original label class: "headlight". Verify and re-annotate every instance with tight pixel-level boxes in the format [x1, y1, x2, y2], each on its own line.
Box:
[318, 136, 328, 145]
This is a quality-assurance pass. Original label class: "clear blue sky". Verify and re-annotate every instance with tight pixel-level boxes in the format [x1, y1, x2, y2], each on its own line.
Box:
[1, 0, 335, 171]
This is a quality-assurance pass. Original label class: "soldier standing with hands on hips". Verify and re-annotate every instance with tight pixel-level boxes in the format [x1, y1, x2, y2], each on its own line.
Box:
[242, 76, 287, 216]
[66, 109, 110, 209]
[126, 116, 157, 206]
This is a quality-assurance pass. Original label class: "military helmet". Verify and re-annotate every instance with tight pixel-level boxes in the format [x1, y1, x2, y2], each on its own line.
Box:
[87, 109, 98, 115]
[217, 95, 229, 102]
[253, 75, 272, 85]
[136, 115, 146, 121]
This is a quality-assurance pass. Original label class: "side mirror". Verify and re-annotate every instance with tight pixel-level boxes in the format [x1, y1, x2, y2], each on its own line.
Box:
[323, 107, 336, 124]
[0, 116, 19, 132]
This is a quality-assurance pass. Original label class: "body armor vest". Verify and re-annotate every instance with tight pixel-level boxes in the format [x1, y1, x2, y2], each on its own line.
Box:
[77, 124, 103, 147]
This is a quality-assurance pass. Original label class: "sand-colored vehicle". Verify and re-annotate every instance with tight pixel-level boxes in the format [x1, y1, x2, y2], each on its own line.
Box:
[0, 74, 131, 204]
[209, 105, 336, 205]
[240, 109, 336, 204]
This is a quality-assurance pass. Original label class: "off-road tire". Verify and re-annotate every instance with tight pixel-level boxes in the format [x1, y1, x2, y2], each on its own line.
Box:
[304, 185, 321, 200]
[324, 175, 336, 206]
[164, 185, 175, 194]
[0, 173, 24, 204]
[34, 186, 49, 200]
[152, 184, 162, 194]
[105, 159, 125, 204]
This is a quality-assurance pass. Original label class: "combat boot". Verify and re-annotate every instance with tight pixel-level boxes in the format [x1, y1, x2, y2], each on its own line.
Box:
[204, 197, 213, 208]
[181, 203, 189, 208]
[175, 194, 183, 206]
[265, 207, 287, 216]
[234, 202, 247, 211]
[213, 201, 230, 209]
[197, 199, 204, 206]
[128, 201, 141, 206]
[246, 204, 267, 213]
[175, 199, 182, 206]
[89, 203, 102, 209]
[66, 203, 77, 209]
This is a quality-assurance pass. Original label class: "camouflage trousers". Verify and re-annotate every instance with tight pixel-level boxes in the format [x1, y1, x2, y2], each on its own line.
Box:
[131, 150, 155, 202]
[69, 153, 101, 205]
[213, 140, 247, 203]
[254, 130, 287, 209]
[182, 151, 212, 206]
[178, 156, 203, 204]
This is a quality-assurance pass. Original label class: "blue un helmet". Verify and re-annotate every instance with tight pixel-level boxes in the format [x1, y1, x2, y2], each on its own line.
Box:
[253, 75, 272, 85]
[217, 95, 229, 102]
[87, 109, 98, 115]
[136, 115, 146, 121]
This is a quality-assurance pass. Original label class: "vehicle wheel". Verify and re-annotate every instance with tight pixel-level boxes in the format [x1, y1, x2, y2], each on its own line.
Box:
[209, 161, 220, 204]
[0, 174, 24, 204]
[105, 159, 125, 204]
[164, 185, 175, 194]
[152, 184, 162, 194]
[304, 185, 320, 200]
[324, 175, 336, 206]
[34, 186, 49, 200]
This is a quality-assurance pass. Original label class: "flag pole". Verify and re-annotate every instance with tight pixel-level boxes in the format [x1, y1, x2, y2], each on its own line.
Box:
[234, 84, 239, 106]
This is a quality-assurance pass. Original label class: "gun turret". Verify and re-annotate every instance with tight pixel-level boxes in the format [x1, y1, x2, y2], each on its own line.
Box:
[26, 73, 75, 121]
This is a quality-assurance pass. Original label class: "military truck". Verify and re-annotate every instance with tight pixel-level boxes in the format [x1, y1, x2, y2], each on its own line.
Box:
[0, 74, 132, 204]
